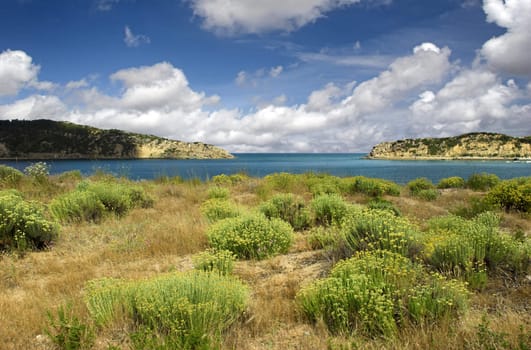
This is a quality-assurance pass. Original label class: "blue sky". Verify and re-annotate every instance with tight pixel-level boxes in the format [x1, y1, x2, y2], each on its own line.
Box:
[0, 0, 530, 152]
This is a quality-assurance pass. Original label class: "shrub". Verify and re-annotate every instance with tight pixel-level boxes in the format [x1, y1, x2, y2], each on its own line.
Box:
[340, 208, 420, 257]
[56, 170, 83, 182]
[262, 172, 300, 193]
[45, 303, 93, 350]
[452, 196, 496, 218]
[437, 176, 465, 189]
[367, 198, 401, 216]
[24, 161, 51, 182]
[347, 176, 401, 197]
[207, 186, 230, 200]
[485, 177, 531, 212]
[417, 188, 439, 201]
[466, 173, 500, 191]
[0, 191, 59, 251]
[306, 226, 342, 250]
[259, 193, 311, 230]
[211, 173, 248, 185]
[304, 173, 343, 196]
[50, 191, 106, 223]
[297, 250, 469, 338]
[85, 272, 249, 349]
[407, 177, 435, 194]
[206, 213, 293, 260]
[0, 165, 23, 185]
[200, 199, 240, 223]
[311, 193, 348, 226]
[192, 249, 236, 276]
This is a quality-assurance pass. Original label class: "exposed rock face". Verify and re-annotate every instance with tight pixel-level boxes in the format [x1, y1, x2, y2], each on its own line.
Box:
[0, 119, 233, 159]
[368, 133, 531, 160]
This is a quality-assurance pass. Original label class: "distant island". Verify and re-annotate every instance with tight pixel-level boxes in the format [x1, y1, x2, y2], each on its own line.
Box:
[368, 132, 531, 160]
[0, 119, 233, 160]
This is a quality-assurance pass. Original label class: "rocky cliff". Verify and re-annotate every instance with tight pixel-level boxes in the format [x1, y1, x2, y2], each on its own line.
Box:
[0, 119, 233, 159]
[368, 133, 531, 160]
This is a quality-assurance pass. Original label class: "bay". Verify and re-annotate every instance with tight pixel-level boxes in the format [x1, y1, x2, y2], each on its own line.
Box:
[1, 153, 530, 184]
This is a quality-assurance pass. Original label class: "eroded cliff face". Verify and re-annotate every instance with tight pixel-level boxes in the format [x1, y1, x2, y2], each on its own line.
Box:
[0, 119, 233, 159]
[368, 133, 531, 159]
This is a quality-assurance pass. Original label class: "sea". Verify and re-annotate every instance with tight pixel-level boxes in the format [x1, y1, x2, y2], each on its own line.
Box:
[1, 153, 530, 185]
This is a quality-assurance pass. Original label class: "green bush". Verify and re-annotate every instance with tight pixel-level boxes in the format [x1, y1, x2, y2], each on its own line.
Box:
[85, 272, 249, 349]
[50, 191, 106, 223]
[452, 196, 496, 218]
[50, 181, 153, 223]
[211, 173, 248, 185]
[45, 303, 93, 350]
[0, 191, 58, 251]
[437, 176, 465, 189]
[24, 161, 50, 182]
[367, 198, 401, 216]
[304, 173, 343, 196]
[0, 165, 23, 185]
[56, 170, 83, 183]
[347, 176, 401, 197]
[417, 189, 439, 201]
[192, 249, 236, 276]
[466, 173, 500, 191]
[259, 193, 311, 230]
[207, 186, 230, 200]
[311, 193, 348, 226]
[407, 177, 435, 194]
[200, 199, 241, 223]
[340, 208, 420, 257]
[485, 177, 531, 212]
[297, 250, 469, 338]
[206, 213, 293, 260]
[262, 172, 300, 193]
[306, 226, 342, 250]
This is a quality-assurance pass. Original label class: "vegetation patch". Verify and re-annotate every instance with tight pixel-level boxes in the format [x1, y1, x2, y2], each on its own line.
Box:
[347, 176, 401, 197]
[437, 176, 465, 189]
[259, 193, 311, 230]
[200, 198, 241, 223]
[466, 173, 500, 191]
[485, 177, 531, 213]
[0, 165, 23, 186]
[311, 193, 348, 226]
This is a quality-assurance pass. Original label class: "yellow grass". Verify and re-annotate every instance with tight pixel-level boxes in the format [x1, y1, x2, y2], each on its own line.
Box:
[0, 174, 529, 349]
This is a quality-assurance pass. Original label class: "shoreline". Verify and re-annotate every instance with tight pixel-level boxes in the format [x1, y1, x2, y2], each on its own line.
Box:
[367, 156, 531, 161]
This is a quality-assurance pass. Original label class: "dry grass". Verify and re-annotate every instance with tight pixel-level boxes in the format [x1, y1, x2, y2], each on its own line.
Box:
[0, 174, 529, 350]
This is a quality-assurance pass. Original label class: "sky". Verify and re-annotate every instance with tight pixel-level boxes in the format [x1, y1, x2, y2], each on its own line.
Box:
[0, 0, 530, 152]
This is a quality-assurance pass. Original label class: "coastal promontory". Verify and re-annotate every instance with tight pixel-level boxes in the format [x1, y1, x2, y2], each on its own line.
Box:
[0, 119, 233, 159]
[368, 132, 531, 160]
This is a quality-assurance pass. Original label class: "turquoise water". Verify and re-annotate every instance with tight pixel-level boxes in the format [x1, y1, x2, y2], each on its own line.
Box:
[2, 153, 530, 184]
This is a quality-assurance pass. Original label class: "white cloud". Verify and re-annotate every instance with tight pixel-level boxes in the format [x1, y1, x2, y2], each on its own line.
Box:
[189, 0, 390, 35]
[0, 95, 67, 119]
[298, 51, 393, 68]
[235, 71, 247, 86]
[66, 79, 89, 90]
[124, 26, 151, 48]
[269, 66, 283, 78]
[95, 0, 120, 11]
[0, 49, 40, 96]
[480, 0, 531, 75]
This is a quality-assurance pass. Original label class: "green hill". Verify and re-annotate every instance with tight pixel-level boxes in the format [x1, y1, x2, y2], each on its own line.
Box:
[0, 119, 233, 159]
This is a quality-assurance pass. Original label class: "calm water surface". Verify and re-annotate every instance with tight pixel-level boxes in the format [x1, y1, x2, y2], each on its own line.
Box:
[2, 153, 530, 184]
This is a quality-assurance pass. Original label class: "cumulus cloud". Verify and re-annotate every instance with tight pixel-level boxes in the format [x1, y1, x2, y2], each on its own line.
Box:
[189, 0, 391, 34]
[235, 71, 247, 86]
[124, 26, 151, 47]
[0, 49, 40, 96]
[269, 66, 283, 78]
[0, 95, 67, 119]
[480, 0, 531, 75]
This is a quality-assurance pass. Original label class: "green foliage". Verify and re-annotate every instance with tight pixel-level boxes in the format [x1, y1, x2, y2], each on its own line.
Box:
[311, 193, 348, 226]
[45, 303, 93, 350]
[50, 180, 153, 223]
[466, 173, 500, 191]
[262, 172, 301, 193]
[306, 226, 342, 250]
[211, 173, 248, 185]
[417, 189, 439, 201]
[24, 161, 51, 182]
[259, 193, 311, 230]
[485, 177, 531, 212]
[207, 186, 230, 200]
[437, 176, 465, 189]
[0, 165, 23, 185]
[347, 176, 401, 197]
[340, 208, 420, 257]
[407, 177, 435, 194]
[0, 191, 58, 251]
[192, 249, 236, 276]
[85, 272, 249, 349]
[304, 173, 343, 196]
[57, 170, 83, 183]
[206, 213, 293, 260]
[367, 198, 401, 216]
[452, 196, 497, 218]
[297, 250, 469, 338]
[423, 212, 530, 288]
[200, 199, 241, 223]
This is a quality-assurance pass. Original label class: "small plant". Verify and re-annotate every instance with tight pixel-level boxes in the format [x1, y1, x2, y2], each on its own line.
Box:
[407, 177, 435, 194]
[466, 173, 500, 191]
[311, 193, 348, 226]
[485, 177, 531, 212]
[259, 193, 311, 230]
[207, 186, 230, 200]
[200, 198, 241, 223]
[0, 191, 59, 251]
[306, 226, 342, 250]
[50, 190, 106, 223]
[437, 176, 465, 189]
[85, 272, 249, 349]
[206, 213, 293, 260]
[417, 188, 439, 201]
[192, 249, 236, 275]
[347, 176, 401, 197]
[367, 198, 401, 216]
[24, 161, 51, 182]
[0, 165, 23, 185]
[44, 303, 93, 350]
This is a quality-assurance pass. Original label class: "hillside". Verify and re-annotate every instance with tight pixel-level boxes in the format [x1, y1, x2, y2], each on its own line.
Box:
[368, 132, 531, 160]
[0, 119, 233, 159]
